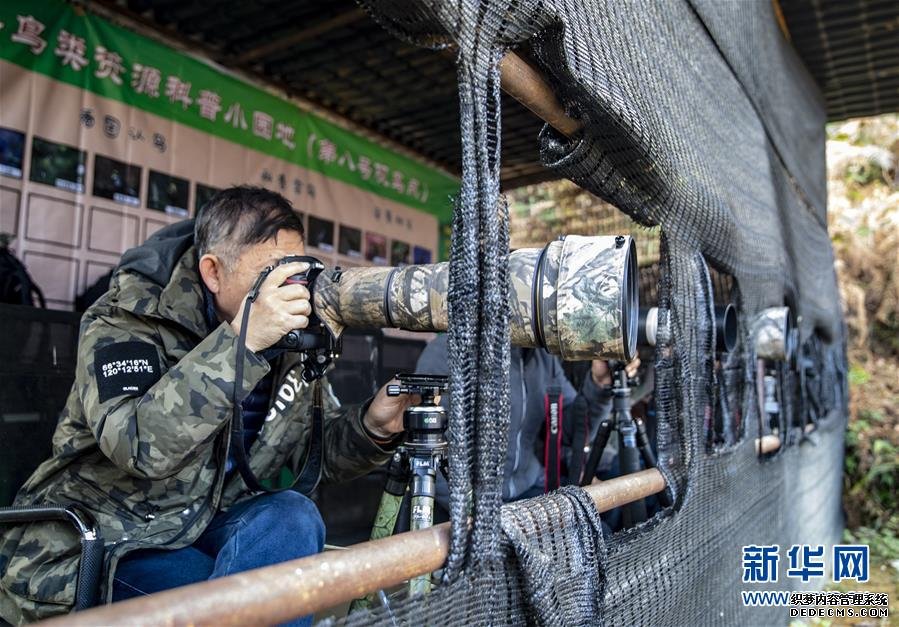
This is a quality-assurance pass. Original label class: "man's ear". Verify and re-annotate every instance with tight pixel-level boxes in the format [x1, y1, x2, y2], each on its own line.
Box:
[198, 254, 224, 294]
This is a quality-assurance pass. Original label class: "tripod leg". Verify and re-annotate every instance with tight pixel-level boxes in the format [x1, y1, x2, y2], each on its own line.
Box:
[408, 494, 435, 595]
[350, 452, 408, 613]
[618, 425, 648, 527]
[580, 418, 613, 486]
[374, 452, 410, 539]
[635, 418, 671, 507]
[408, 458, 438, 595]
[393, 488, 412, 534]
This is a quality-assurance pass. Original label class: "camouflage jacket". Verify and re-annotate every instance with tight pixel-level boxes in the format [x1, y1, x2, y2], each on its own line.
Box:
[0, 221, 394, 624]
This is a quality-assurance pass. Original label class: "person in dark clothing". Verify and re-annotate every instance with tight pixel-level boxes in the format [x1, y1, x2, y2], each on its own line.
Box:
[416, 334, 639, 505]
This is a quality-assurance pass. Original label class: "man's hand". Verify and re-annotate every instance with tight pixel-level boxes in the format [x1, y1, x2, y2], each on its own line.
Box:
[362, 378, 420, 440]
[591, 356, 641, 386]
[230, 262, 313, 352]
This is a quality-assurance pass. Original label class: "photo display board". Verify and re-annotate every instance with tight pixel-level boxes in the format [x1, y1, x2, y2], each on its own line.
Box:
[0, 0, 457, 307]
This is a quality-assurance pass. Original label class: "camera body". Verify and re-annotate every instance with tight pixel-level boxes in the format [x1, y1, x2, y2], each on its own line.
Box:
[271, 255, 329, 351]
[248, 254, 340, 381]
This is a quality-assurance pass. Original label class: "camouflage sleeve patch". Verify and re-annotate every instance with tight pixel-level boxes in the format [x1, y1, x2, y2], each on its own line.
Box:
[94, 341, 161, 403]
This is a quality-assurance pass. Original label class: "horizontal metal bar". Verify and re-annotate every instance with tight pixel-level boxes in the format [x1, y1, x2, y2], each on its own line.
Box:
[499, 52, 583, 138]
[756, 434, 782, 455]
[43, 469, 666, 626]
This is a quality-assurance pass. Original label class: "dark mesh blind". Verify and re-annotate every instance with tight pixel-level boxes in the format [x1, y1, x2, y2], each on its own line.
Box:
[334, 1, 848, 624]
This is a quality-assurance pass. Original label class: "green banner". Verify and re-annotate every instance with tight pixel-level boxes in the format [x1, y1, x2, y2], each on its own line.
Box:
[0, 0, 458, 223]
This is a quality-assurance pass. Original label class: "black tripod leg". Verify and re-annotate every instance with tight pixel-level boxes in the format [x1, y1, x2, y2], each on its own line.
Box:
[618, 426, 648, 527]
[393, 488, 412, 534]
[580, 418, 614, 486]
[635, 419, 671, 507]
[409, 458, 439, 595]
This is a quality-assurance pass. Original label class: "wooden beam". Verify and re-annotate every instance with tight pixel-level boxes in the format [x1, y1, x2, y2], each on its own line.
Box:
[238, 9, 368, 64]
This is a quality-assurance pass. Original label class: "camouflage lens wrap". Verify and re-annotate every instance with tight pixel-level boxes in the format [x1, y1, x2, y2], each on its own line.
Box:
[314, 264, 450, 337]
[751, 306, 794, 362]
[386, 263, 450, 331]
[314, 267, 393, 337]
[534, 235, 637, 361]
[313, 235, 637, 361]
[508, 248, 541, 346]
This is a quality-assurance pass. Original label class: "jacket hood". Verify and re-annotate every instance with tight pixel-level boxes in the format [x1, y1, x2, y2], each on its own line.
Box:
[106, 219, 207, 337]
[117, 219, 196, 287]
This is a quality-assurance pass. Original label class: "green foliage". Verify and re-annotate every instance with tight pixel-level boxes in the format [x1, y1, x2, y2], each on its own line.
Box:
[844, 160, 885, 187]
[844, 404, 899, 543]
[848, 364, 870, 386]
[844, 525, 899, 562]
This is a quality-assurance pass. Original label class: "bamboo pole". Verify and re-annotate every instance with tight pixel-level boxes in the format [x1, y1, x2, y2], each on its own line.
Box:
[43, 469, 666, 627]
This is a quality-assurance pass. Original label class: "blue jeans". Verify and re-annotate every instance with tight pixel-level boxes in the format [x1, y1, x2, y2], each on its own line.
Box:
[112, 491, 325, 627]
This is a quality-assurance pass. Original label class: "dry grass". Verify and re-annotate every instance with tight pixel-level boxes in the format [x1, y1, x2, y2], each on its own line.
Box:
[826, 116, 899, 551]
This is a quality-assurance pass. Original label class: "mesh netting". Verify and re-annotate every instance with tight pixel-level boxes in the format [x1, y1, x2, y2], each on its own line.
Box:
[342, 0, 848, 624]
[508, 182, 662, 267]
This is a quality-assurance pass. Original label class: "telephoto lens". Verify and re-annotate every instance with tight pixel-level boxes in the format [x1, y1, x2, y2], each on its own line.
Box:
[751, 306, 795, 362]
[313, 234, 638, 361]
[637, 303, 736, 352]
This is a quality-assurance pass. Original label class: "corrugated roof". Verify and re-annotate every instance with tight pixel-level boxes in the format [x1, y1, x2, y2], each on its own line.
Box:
[781, 0, 899, 121]
[92, 0, 898, 186]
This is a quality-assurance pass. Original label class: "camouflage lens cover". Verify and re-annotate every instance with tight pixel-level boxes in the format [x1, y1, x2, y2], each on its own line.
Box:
[386, 263, 449, 331]
[751, 306, 794, 362]
[314, 266, 392, 337]
[508, 247, 541, 347]
[554, 235, 636, 361]
[313, 234, 637, 361]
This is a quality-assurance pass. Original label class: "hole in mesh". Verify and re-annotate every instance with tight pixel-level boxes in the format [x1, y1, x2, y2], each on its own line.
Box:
[706, 267, 745, 453]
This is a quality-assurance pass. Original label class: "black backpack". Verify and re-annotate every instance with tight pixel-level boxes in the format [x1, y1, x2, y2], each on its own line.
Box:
[0, 238, 45, 308]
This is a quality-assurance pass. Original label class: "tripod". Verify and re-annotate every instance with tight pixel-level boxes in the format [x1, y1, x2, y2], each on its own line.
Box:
[350, 374, 449, 612]
[579, 367, 670, 528]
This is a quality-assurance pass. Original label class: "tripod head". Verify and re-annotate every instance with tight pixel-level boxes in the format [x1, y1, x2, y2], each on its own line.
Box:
[607, 360, 637, 390]
[387, 373, 448, 405]
[387, 373, 449, 453]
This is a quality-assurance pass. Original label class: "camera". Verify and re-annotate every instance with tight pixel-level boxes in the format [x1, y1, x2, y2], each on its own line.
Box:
[247, 254, 339, 381]
[313, 234, 639, 361]
[257, 234, 640, 370]
[637, 303, 737, 353]
[270, 255, 331, 352]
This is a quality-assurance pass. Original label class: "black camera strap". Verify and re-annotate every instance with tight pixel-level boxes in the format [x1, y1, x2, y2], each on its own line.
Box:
[231, 287, 323, 495]
[566, 394, 588, 485]
[543, 385, 563, 492]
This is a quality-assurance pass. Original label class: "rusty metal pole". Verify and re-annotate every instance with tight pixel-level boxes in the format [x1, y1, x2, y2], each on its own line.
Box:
[498, 52, 583, 138]
[42, 470, 665, 627]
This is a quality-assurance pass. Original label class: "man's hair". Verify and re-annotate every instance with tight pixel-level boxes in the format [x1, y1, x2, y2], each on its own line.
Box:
[195, 186, 304, 269]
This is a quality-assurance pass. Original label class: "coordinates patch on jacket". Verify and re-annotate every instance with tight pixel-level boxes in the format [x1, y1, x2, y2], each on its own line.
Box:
[95, 341, 161, 403]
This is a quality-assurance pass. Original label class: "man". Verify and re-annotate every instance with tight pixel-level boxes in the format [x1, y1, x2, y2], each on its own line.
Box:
[0, 187, 410, 624]
[416, 335, 639, 503]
